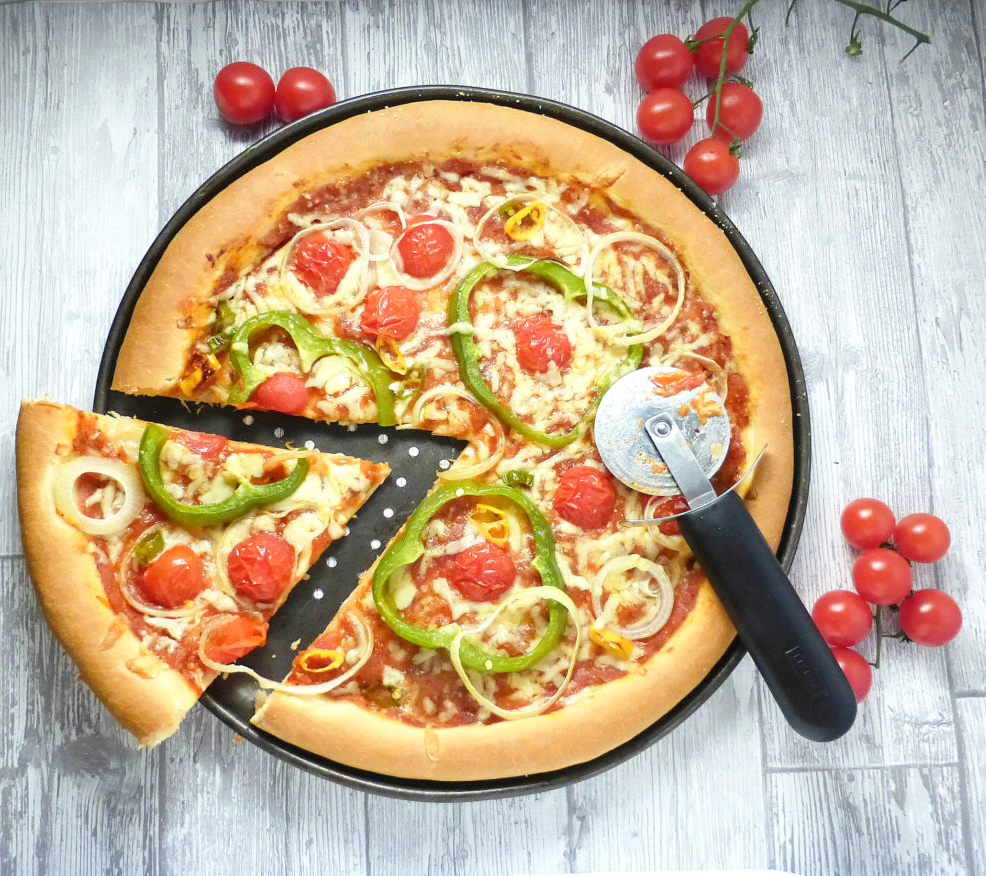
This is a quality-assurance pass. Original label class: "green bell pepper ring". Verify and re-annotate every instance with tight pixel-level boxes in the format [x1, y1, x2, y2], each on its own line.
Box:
[138, 424, 310, 528]
[448, 256, 643, 447]
[225, 310, 397, 427]
[372, 481, 569, 674]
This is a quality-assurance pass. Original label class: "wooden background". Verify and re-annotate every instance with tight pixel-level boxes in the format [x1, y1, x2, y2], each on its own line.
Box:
[1, 1, 984, 873]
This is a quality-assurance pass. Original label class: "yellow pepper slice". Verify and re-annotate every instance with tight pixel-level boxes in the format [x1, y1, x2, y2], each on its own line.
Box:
[298, 647, 345, 673]
[589, 625, 633, 660]
[178, 368, 203, 395]
[503, 201, 547, 241]
[468, 503, 511, 546]
[376, 336, 408, 375]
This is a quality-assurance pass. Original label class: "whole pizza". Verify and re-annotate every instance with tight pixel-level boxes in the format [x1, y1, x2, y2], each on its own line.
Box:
[21, 99, 794, 782]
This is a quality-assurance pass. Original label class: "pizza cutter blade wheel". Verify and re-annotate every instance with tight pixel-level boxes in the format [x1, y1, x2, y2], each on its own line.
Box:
[595, 367, 857, 742]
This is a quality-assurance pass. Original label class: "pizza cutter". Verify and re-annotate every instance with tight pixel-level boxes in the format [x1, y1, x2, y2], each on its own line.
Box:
[595, 366, 857, 742]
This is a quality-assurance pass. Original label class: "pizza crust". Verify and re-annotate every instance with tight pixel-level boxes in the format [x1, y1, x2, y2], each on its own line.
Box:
[16, 399, 200, 746]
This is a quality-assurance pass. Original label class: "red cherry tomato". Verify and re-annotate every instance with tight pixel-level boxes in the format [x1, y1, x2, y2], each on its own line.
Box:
[692, 17, 750, 79]
[648, 494, 690, 537]
[554, 465, 618, 529]
[175, 430, 229, 464]
[637, 88, 695, 146]
[203, 615, 268, 664]
[449, 542, 516, 601]
[706, 82, 763, 141]
[227, 532, 296, 603]
[841, 498, 896, 550]
[852, 548, 913, 605]
[274, 66, 336, 122]
[683, 138, 740, 195]
[811, 590, 873, 647]
[514, 315, 574, 374]
[359, 286, 422, 340]
[397, 215, 454, 278]
[251, 372, 309, 415]
[899, 589, 962, 645]
[141, 545, 205, 609]
[893, 513, 951, 563]
[290, 232, 353, 297]
[635, 34, 694, 90]
[831, 646, 872, 702]
[214, 62, 275, 125]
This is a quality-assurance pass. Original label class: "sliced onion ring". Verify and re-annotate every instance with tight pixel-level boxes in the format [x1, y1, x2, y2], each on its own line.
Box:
[473, 195, 589, 272]
[278, 218, 371, 315]
[52, 456, 145, 537]
[590, 554, 674, 640]
[583, 231, 686, 346]
[449, 586, 582, 721]
[389, 218, 464, 290]
[198, 612, 374, 695]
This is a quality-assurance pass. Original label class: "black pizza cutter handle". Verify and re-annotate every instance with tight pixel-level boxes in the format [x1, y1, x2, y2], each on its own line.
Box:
[678, 490, 857, 741]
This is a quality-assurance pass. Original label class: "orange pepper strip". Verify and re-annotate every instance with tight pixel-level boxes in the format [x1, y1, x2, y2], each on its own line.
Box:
[298, 648, 345, 673]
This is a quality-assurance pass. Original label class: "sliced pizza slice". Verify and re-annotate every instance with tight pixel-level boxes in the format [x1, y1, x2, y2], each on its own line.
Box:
[16, 399, 389, 747]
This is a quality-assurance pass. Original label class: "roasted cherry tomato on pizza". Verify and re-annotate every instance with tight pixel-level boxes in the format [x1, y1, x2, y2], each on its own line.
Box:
[175, 430, 229, 464]
[637, 88, 695, 146]
[691, 17, 750, 78]
[140, 544, 206, 608]
[214, 62, 276, 125]
[635, 34, 694, 90]
[290, 232, 353, 297]
[274, 66, 336, 122]
[251, 372, 309, 415]
[554, 465, 618, 529]
[515, 315, 573, 373]
[228, 532, 296, 602]
[397, 215, 454, 278]
[360, 286, 422, 340]
[449, 542, 517, 601]
[203, 615, 269, 663]
[893, 513, 951, 563]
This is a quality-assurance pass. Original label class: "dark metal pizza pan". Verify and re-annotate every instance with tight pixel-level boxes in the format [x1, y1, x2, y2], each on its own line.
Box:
[94, 85, 810, 801]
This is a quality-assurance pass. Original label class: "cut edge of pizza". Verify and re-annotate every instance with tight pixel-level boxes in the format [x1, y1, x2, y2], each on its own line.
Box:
[16, 398, 389, 747]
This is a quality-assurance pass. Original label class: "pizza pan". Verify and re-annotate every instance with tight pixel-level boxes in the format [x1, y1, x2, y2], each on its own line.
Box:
[94, 85, 810, 801]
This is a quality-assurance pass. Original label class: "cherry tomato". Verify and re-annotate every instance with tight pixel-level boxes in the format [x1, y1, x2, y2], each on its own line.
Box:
[213, 62, 275, 125]
[841, 498, 896, 550]
[360, 286, 422, 339]
[649, 494, 689, 537]
[141, 545, 205, 608]
[449, 542, 516, 601]
[811, 590, 873, 647]
[852, 548, 913, 605]
[831, 646, 872, 702]
[899, 589, 962, 646]
[692, 17, 750, 79]
[227, 532, 296, 602]
[175, 430, 229, 464]
[554, 465, 618, 529]
[893, 513, 951, 563]
[290, 232, 353, 297]
[203, 616, 268, 664]
[683, 138, 740, 195]
[397, 215, 454, 278]
[274, 66, 336, 122]
[251, 372, 309, 415]
[706, 82, 763, 141]
[515, 315, 573, 374]
[637, 88, 695, 146]
[635, 34, 694, 90]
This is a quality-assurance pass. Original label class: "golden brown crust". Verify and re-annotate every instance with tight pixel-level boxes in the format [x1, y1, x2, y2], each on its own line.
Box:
[16, 399, 200, 746]
[252, 582, 732, 781]
[111, 100, 794, 777]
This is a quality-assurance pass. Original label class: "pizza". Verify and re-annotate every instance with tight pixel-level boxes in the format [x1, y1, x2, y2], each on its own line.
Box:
[98, 100, 790, 780]
[15, 399, 388, 747]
